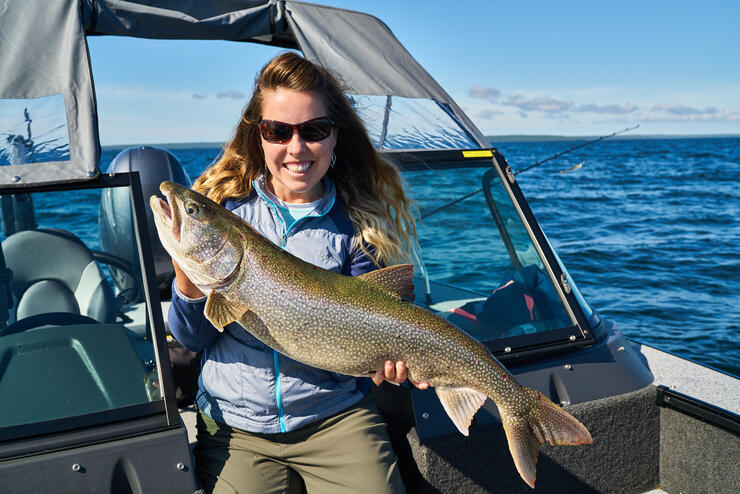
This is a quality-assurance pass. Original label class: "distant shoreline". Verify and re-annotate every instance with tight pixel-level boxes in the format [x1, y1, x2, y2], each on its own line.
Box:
[101, 133, 740, 151]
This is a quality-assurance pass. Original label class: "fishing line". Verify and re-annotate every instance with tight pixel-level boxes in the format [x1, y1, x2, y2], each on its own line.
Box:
[419, 124, 639, 220]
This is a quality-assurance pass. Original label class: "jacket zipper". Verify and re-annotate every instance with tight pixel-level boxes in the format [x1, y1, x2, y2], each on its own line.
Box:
[253, 184, 336, 433]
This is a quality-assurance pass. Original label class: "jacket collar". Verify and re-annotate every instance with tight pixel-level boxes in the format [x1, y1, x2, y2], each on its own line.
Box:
[251, 174, 337, 216]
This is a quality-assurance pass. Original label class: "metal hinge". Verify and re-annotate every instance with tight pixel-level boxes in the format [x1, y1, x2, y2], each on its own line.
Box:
[560, 273, 571, 294]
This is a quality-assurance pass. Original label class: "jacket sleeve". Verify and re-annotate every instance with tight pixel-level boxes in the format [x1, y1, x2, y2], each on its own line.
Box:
[168, 280, 220, 352]
[345, 240, 382, 276]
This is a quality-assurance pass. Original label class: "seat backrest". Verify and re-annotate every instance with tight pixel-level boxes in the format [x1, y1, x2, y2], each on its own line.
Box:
[2, 229, 117, 323]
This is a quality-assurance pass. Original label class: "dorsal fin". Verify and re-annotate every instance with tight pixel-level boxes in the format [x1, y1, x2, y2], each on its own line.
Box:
[357, 264, 415, 302]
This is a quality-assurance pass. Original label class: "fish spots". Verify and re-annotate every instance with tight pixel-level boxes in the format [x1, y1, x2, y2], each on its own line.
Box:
[502, 373, 509, 380]
[261, 255, 268, 263]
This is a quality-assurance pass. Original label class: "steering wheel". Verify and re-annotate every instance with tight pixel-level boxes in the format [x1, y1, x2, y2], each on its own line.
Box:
[92, 250, 143, 304]
[0, 312, 100, 336]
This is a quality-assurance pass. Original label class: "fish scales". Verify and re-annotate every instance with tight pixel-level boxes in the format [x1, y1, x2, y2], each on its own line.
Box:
[150, 181, 593, 489]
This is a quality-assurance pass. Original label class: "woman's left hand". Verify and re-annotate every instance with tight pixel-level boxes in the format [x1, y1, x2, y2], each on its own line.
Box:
[371, 360, 429, 390]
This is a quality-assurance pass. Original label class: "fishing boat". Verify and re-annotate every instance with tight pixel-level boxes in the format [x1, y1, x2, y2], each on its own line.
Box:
[0, 1, 737, 493]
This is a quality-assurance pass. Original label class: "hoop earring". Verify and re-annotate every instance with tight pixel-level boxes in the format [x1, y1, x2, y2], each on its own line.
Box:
[330, 152, 336, 169]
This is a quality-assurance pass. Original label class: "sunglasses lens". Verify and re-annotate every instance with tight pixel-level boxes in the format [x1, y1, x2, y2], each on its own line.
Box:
[300, 119, 333, 141]
[260, 122, 293, 143]
[259, 118, 334, 143]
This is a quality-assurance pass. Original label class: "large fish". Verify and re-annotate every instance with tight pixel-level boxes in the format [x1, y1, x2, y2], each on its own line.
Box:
[150, 181, 592, 488]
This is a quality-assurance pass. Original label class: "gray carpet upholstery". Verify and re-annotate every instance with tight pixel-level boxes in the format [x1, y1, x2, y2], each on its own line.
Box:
[660, 407, 740, 494]
[402, 386, 660, 493]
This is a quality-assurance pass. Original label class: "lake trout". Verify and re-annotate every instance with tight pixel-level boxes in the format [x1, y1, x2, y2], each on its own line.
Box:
[150, 181, 592, 488]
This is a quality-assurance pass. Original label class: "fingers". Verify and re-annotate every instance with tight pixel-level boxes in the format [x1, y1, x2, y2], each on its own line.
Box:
[371, 369, 385, 386]
[371, 360, 429, 389]
[409, 378, 430, 390]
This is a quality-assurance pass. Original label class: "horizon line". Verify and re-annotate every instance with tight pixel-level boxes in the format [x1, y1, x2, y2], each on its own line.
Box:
[100, 132, 740, 150]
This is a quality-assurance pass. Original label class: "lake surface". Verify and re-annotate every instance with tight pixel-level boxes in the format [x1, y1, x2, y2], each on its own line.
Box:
[101, 136, 739, 376]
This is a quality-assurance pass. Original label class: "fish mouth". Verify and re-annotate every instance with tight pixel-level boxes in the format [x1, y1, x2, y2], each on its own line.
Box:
[151, 187, 181, 243]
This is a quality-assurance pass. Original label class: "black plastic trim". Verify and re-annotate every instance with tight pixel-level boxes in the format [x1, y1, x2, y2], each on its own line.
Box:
[656, 385, 740, 436]
[383, 149, 494, 171]
[0, 402, 171, 460]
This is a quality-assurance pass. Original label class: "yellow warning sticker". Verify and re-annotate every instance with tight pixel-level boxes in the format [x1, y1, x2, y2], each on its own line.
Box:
[462, 150, 493, 158]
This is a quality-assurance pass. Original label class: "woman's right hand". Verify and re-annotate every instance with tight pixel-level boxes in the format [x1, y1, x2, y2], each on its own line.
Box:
[172, 259, 204, 299]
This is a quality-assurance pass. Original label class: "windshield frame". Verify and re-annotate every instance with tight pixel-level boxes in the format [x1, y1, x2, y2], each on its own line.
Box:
[0, 173, 179, 449]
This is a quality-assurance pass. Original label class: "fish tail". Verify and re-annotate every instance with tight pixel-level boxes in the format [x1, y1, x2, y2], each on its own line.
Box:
[498, 386, 593, 489]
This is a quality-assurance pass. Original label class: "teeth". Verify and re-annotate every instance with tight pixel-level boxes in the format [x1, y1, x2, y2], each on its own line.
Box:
[284, 161, 312, 173]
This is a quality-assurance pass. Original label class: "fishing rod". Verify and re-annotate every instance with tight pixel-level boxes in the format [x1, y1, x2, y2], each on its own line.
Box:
[419, 124, 639, 220]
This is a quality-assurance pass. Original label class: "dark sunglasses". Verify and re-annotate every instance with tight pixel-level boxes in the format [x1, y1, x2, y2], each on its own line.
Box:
[258, 117, 335, 143]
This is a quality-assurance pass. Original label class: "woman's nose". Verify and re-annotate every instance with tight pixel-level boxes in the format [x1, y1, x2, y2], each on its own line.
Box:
[286, 129, 308, 153]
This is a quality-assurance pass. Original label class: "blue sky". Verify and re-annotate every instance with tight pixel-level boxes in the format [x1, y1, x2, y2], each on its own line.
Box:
[87, 1, 740, 145]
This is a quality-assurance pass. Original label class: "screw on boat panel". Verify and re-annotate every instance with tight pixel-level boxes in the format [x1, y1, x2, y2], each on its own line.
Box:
[11, 176, 20, 182]
[569, 335, 576, 341]
[72, 463, 82, 472]
[563, 364, 572, 370]
[504, 347, 511, 353]
[177, 462, 186, 471]
[617, 346, 625, 352]
[421, 412, 430, 419]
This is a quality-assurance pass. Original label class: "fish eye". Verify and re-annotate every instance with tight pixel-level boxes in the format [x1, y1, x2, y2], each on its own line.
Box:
[185, 201, 200, 217]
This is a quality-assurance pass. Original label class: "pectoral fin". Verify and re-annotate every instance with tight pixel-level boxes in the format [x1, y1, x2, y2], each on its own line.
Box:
[435, 387, 488, 436]
[357, 264, 415, 302]
[204, 291, 249, 332]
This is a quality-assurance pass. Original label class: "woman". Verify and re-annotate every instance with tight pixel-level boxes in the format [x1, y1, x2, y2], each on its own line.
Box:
[169, 52, 424, 493]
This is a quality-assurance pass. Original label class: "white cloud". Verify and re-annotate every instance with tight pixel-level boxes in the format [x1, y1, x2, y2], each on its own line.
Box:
[474, 109, 504, 120]
[573, 103, 639, 114]
[217, 90, 246, 100]
[469, 85, 501, 101]
[503, 95, 573, 113]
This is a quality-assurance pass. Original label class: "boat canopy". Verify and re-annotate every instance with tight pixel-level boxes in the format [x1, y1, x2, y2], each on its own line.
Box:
[0, 0, 489, 187]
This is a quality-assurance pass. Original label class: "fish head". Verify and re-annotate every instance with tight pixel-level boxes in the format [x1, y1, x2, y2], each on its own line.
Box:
[150, 181, 243, 289]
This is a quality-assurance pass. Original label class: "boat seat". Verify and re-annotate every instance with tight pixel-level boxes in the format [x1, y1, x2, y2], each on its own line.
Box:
[2, 229, 117, 325]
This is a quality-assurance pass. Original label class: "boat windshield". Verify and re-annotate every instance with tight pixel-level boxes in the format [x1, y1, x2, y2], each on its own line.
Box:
[353, 95, 478, 151]
[0, 182, 165, 435]
[403, 162, 584, 349]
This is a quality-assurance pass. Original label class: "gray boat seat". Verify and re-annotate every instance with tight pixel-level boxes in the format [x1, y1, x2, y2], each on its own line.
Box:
[2, 229, 117, 324]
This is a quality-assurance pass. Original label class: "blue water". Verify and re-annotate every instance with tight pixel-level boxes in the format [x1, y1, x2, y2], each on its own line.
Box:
[100, 136, 739, 377]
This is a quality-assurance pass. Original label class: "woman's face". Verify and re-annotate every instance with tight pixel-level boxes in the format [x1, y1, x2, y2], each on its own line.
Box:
[260, 87, 337, 204]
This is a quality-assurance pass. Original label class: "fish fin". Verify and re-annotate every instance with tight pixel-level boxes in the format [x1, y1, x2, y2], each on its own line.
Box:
[498, 386, 593, 489]
[435, 387, 488, 436]
[204, 291, 248, 332]
[357, 264, 415, 302]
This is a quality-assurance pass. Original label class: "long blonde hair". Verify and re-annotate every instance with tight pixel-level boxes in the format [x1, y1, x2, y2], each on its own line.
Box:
[194, 52, 417, 265]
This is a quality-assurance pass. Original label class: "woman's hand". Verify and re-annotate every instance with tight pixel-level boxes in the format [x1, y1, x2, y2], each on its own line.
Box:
[172, 259, 205, 299]
[371, 360, 429, 390]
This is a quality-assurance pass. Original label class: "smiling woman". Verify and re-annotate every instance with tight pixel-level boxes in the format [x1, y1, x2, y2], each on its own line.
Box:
[167, 51, 424, 494]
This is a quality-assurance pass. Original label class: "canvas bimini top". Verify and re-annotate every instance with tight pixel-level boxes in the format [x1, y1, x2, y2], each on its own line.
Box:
[0, 0, 490, 187]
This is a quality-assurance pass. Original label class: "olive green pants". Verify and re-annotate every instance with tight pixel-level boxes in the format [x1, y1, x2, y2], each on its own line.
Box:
[193, 394, 404, 494]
